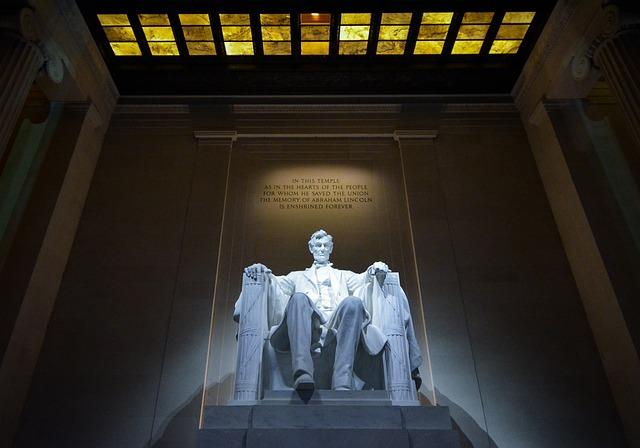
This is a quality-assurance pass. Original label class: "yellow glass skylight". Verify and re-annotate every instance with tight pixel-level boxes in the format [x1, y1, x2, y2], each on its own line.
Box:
[376, 13, 412, 55]
[490, 11, 535, 54]
[339, 13, 371, 55]
[97, 9, 535, 59]
[452, 12, 494, 54]
[219, 14, 254, 55]
[261, 14, 291, 55]
[98, 14, 142, 56]
[138, 14, 179, 56]
[179, 14, 215, 56]
[300, 13, 331, 55]
[414, 12, 453, 55]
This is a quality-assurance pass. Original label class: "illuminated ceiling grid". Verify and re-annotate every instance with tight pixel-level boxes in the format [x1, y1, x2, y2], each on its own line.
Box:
[490, 12, 536, 54]
[97, 10, 537, 58]
[261, 14, 291, 55]
[414, 12, 453, 55]
[376, 13, 412, 55]
[300, 13, 331, 56]
[179, 14, 216, 56]
[220, 14, 254, 55]
[97, 14, 142, 56]
[452, 12, 495, 54]
[138, 14, 179, 56]
[339, 13, 372, 55]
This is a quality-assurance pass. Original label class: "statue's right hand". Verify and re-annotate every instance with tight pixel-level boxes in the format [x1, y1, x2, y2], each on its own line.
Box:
[244, 263, 272, 280]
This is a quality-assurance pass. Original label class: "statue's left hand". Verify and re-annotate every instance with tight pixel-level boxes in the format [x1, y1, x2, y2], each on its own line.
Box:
[367, 261, 390, 276]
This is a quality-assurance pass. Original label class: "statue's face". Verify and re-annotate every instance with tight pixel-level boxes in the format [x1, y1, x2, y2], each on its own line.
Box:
[310, 236, 333, 265]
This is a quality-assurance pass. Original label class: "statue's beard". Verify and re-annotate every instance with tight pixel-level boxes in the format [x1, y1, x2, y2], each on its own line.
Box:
[314, 255, 330, 265]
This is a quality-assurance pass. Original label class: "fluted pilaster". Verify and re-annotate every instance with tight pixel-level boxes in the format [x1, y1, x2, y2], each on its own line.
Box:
[0, 9, 45, 159]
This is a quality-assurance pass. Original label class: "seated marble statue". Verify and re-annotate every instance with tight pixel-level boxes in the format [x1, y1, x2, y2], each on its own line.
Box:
[240, 229, 422, 393]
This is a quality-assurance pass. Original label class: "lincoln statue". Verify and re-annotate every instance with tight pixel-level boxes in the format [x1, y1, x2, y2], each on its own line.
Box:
[238, 229, 422, 392]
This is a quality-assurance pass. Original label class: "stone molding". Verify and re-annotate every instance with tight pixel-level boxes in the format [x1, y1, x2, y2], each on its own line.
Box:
[194, 131, 238, 148]
[232, 104, 403, 114]
[115, 104, 191, 115]
[194, 131, 413, 140]
[441, 102, 519, 115]
[393, 130, 439, 142]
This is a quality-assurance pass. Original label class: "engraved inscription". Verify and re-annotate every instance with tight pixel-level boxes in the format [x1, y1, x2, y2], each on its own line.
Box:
[259, 177, 374, 210]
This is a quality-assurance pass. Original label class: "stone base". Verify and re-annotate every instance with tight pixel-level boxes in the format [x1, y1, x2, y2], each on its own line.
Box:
[199, 404, 459, 448]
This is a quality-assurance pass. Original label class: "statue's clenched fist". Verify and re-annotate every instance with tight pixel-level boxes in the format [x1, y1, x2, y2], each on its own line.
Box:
[244, 263, 272, 280]
[367, 261, 390, 276]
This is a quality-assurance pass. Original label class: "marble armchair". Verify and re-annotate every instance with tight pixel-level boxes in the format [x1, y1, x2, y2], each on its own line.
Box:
[232, 272, 420, 405]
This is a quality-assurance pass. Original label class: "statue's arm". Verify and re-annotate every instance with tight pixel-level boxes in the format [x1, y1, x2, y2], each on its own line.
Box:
[242, 263, 295, 295]
[346, 261, 391, 292]
[235, 263, 295, 326]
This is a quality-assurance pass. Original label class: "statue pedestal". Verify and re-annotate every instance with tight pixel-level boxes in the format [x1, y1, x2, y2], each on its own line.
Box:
[198, 404, 460, 448]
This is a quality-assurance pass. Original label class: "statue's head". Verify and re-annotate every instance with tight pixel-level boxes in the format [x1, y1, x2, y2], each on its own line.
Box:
[308, 229, 333, 265]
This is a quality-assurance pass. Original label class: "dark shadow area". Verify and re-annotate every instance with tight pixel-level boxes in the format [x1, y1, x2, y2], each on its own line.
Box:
[436, 389, 498, 448]
[150, 388, 202, 448]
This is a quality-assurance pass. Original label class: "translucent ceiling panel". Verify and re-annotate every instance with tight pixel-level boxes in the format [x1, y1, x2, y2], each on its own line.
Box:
[452, 12, 494, 55]
[261, 14, 291, 55]
[376, 13, 412, 55]
[339, 13, 371, 55]
[220, 14, 254, 56]
[490, 11, 536, 54]
[138, 13, 179, 56]
[179, 14, 216, 56]
[414, 12, 453, 55]
[300, 13, 331, 55]
[98, 14, 142, 56]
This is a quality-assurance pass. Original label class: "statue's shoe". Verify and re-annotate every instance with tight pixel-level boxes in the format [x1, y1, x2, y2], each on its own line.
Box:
[294, 373, 315, 391]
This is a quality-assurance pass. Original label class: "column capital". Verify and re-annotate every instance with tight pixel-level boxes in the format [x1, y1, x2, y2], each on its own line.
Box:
[571, 3, 640, 81]
[1, 7, 63, 84]
[600, 3, 640, 37]
[0, 8, 39, 42]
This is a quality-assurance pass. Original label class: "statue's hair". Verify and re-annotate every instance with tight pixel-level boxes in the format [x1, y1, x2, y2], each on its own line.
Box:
[308, 229, 333, 251]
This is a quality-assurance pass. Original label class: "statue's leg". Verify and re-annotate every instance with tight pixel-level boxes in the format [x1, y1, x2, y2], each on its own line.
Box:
[285, 293, 316, 387]
[331, 296, 366, 390]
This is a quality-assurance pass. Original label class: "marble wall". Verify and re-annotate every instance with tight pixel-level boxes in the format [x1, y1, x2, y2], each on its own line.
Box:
[13, 100, 627, 448]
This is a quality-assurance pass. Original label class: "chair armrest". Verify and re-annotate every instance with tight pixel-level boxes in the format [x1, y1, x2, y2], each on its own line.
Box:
[234, 272, 270, 322]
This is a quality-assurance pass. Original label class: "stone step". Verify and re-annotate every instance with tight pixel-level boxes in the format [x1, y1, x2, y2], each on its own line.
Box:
[198, 428, 460, 448]
[253, 405, 401, 429]
[260, 389, 393, 406]
[202, 405, 452, 430]
[198, 405, 459, 448]
[247, 429, 410, 448]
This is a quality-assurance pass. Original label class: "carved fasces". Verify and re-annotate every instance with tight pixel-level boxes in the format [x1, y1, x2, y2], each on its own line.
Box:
[380, 274, 419, 404]
[233, 272, 269, 402]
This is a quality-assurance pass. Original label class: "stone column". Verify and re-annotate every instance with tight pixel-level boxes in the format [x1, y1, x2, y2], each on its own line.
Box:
[574, 4, 640, 147]
[0, 9, 45, 160]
